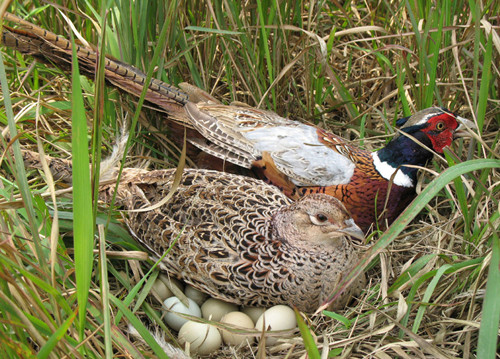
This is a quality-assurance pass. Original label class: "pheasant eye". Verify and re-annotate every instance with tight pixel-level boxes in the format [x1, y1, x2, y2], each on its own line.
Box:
[310, 212, 329, 225]
[436, 121, 445, 131]
[317, 213, 328, 221]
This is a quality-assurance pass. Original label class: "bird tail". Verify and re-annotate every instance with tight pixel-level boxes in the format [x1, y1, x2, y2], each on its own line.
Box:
[1, 12, 190, 121]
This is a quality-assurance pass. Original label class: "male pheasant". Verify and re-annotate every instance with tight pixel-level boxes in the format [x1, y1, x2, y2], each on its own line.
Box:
[23, 150, 366, 312]
[2, 13, 476, 232]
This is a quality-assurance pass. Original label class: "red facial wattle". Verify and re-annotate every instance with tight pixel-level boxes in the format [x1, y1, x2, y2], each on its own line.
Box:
[421, 113, 459, 153]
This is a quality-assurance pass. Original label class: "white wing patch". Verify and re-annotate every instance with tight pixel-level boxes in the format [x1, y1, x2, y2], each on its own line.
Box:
[244, 124, 355, 186]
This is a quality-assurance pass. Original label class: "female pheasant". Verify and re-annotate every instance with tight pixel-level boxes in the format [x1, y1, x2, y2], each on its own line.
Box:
[23, 150, 366, 313]
[2, 13, 476, 232]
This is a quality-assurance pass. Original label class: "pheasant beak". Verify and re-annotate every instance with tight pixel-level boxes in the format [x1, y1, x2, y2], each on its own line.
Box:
[338, 219, 365, 242]
[454, 116, 477, 139]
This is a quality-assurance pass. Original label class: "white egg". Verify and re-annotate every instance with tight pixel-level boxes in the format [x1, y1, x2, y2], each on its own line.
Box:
[201, 298, 238, 321]
[162, 297, 201, 331]
[184, 285, 208, 306]
[178, 321, 222, 355]
[255, 305, 297, 346]
[241, 306, 266, 324]
[151, 278, 173, 301]
[220, 311, 255, 345]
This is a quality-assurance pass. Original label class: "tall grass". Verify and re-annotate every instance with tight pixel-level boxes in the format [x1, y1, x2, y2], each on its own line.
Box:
[0, 1, 498, 358]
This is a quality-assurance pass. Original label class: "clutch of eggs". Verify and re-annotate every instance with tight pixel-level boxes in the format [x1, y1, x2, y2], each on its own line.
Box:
[158, 283, 297, 354]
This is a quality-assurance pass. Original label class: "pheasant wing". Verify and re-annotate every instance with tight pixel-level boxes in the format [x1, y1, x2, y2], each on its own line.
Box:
[186, 103, 356, 186]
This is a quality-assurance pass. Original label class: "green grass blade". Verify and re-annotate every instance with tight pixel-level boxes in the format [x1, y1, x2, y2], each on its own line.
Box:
[90, 4, 109, 228]
[476, 32, 492, 133]
[0, 49, 46, 273]
[398, 257, 484, 338]
[321, 311, 351, 329]
[295, 309, 320, 359]
[477, 228, 500, 359]
[184, 26, 243, 35]
[109, 295, 170, 359]
[469, 0, 481, 110]
[70, 33, 95, 340]
[388, 254, 437, 293]
[256, 0, 276, 108]
[423, 3, 444, 107]
[98, 225, 112, 359]
[412, 264, 452, 333]
[37, 310, 77, 359]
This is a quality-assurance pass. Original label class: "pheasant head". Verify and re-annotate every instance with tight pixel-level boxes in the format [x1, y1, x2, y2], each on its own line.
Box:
[373, 107, 476, 188]
[271, 194, 364, 248]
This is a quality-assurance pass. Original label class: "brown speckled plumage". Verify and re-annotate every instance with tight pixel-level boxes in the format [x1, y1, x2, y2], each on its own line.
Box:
[23, 151, 366, 312]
